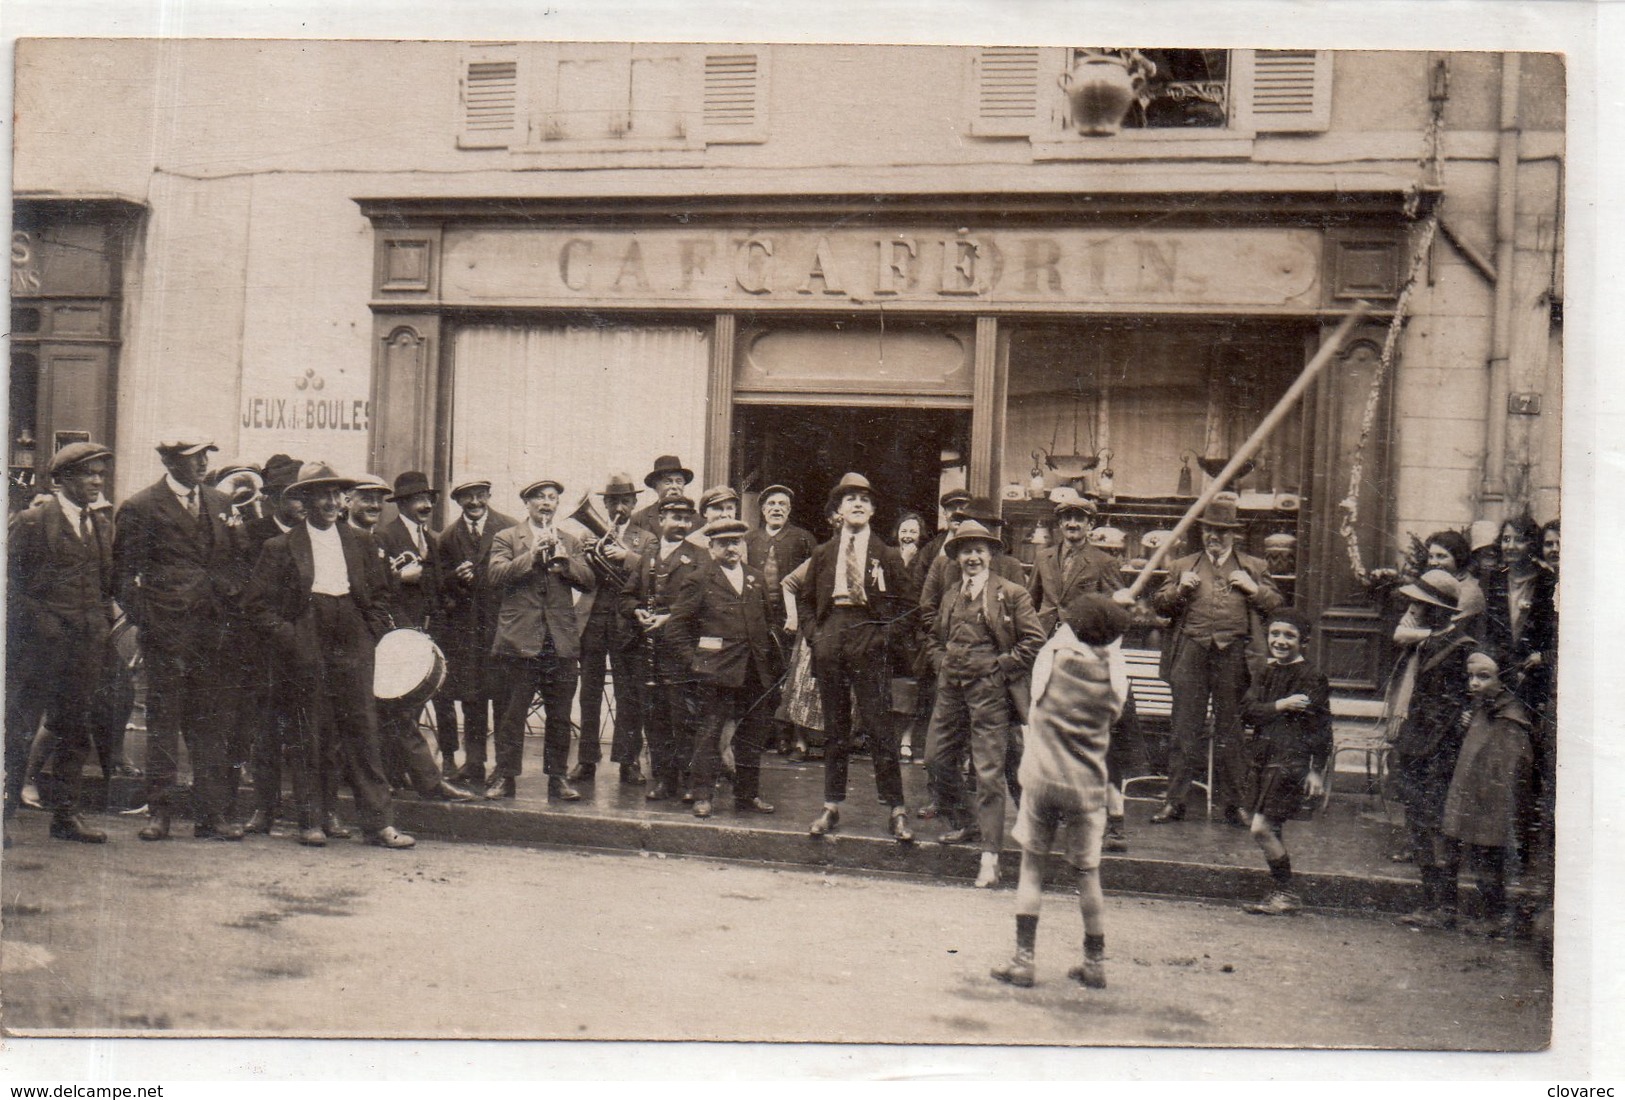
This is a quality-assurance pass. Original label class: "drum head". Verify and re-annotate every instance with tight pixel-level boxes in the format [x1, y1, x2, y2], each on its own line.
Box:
[374, 629, 441, 701]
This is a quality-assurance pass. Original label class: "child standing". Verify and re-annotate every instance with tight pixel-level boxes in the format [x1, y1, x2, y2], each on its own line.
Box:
[1238, 608, 1332, 915]
[1440, 649, 1534, 937]
[990, 594, 1131, 991]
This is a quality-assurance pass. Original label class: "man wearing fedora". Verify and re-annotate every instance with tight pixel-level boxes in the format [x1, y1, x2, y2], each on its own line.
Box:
[620, 492, 705, 801]
[669, 517, 783, 819]
[796, 472, 913, 842]
[1150, 491, 1282, 826]
[570, 473, 657, 785]
[744, 483, 816, 754]
[4, 442, 120, 844]
[244, 462, 413, 848]
[113, 433, 247, 841]
[923, 519, 1046, 887]
[631, 454, 695, 538]
[485, 477, 595, 802]
[435, 478, 518, 788]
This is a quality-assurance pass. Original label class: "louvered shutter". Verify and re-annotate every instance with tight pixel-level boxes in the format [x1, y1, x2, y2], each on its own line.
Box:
[968, 46, 1066, 138]
[458, 47, 521, 148]
[697, 50, 769, 144]
[1231, 49, 1331, 133]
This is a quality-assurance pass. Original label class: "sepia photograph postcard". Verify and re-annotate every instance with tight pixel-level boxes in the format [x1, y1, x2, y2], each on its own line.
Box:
[1, 0, 1617, 1086]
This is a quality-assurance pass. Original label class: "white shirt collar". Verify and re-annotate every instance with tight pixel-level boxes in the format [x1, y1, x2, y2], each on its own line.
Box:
[275, 516, 295, 533]
[56, 492, 86, 530]
[961, 571, 988, 600]
[165, 473, 197, 500]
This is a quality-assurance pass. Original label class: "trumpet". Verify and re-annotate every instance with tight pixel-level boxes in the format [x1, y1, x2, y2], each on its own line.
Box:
[567, 491, 631, 590]
[217, 468, 264, 519]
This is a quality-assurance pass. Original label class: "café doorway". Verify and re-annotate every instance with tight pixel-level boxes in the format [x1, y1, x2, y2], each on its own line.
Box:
[732, 404, 971, 540]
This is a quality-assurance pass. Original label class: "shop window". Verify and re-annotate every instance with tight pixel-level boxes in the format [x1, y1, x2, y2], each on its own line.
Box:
[457, 43, 770, 151]
[968, 46, 1331, 139]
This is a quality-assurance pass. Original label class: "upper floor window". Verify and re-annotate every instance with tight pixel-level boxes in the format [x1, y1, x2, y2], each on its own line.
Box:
[457, 43, 770, 152]
[968, 47, 1331, 139]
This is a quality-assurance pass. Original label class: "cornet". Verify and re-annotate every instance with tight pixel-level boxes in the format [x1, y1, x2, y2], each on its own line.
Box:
[217, 468, 264, 520]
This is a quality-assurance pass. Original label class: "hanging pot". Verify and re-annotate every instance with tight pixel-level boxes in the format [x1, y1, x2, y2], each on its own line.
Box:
[1058, 54, 1147, 137]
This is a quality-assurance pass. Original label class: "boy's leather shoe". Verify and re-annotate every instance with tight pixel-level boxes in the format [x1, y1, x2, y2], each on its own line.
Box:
[991, 949, 1036, 988]
[1067, 959, 1107, 989]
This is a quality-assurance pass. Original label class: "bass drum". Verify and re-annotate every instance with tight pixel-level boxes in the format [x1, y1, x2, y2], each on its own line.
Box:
[373, 629, 447, 714]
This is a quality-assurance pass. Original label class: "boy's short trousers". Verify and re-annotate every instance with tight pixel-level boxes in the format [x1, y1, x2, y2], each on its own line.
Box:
[1012, 782, 1108, 871]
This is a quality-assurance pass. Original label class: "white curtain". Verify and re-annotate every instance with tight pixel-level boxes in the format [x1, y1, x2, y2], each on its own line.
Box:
[450, 323, 711, 513]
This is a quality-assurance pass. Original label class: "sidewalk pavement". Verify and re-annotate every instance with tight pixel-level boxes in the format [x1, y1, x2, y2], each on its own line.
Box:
[67, 730, 1428, 914]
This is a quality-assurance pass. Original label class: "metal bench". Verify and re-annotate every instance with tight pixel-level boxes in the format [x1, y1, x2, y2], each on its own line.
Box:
[1119, 646, 1215, 817]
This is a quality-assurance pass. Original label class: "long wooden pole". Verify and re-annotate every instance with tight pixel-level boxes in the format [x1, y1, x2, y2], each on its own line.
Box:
[1124, 302, 1371, 599]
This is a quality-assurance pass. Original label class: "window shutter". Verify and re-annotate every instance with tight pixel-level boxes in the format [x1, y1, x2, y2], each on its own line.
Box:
[968, 46, 1065, 138]
[698, 49, 769, 144]
[1232, 49, 1331, 133]
[458, 48, 521, 148]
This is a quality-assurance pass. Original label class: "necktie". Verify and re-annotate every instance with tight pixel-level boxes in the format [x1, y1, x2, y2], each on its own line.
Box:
[79, 508, 91, 543]
[843, 533, 865, 604]
[185, 488, 198, 517]
[413, 522, 426, 555]
[470, 519, 481, 540]
[962, 578, 975, 599]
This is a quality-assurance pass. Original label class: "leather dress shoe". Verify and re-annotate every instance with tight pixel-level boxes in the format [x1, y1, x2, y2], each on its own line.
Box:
[916, 803, 939, 820]
[889, 811, 915, 844]
[619, 763, 645, 785]
[1149, 802, 1186, 824]
[50, 814, 107, 843]
[734, 797, 776, 815]
[646, 782, 675, 801]
[484, 775, 517, 800]
[548, 776, 582, 802]
[450, 765, 486, 788]
[431, 780, 476, 802]
[244, 809, 275, 834]
[692, 799, 713, 819]
[137, 812, 172, 841]
[364, 826, 416, 849]
[568, 762, 596, 782]
[809, 807, 840, 836]
[681, 788, 696, 804]
[322, 814, 353, 839]
[937, 824, 981, 845]
[297, 825, 327, 847]
[195, 821, 246, 841]
[108, 761, 144, 779]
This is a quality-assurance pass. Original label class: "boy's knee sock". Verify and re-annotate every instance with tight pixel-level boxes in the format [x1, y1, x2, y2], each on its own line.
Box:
[1084, 933, 1106, 961]
[1015, 913, 1038, 952]
[1267, 854, 1292, 890]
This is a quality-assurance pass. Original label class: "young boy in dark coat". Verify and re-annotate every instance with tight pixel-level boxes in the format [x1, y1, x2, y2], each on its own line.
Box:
[1239, 608, 1332, 915]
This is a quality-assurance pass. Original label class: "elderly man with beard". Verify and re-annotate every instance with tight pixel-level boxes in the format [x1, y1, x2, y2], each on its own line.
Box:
[435, 479, 517, 788]
[570, 474, 657, 785]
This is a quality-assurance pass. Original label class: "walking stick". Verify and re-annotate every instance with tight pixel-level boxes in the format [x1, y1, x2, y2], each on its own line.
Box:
[1123, 302, 1372, 600]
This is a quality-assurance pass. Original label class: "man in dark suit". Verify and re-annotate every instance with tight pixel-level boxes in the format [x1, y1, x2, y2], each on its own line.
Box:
[1027, 489, 1119, 635]
[569, 474, 658, 785]
[630, 454, 695, 537]
[922, 520, 1046, 887]
[619, 492, 704, 801]
[112, 433, 246, 841]
[669, 518, 782, 819]
[795, 472, 913, 842]
[744, 483, 817, 756]
[373, 471, 475, 804]
[238, 453, 305, 833]
[485, 477, 595, 802]
[435, 479, 517, 788]
[4, 442, 119, 844]
[243, 463, 413, 848]
[1150, 491, 1282, 826]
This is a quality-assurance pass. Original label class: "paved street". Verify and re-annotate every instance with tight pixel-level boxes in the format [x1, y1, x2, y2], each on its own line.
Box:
[1, 811, 1550, 1050]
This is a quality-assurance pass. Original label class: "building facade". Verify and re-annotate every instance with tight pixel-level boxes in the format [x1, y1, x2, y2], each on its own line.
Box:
[11, 41, 1564, 695]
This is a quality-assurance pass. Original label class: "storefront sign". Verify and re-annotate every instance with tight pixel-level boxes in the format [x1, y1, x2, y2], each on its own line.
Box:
[440, 226, 1323, 310]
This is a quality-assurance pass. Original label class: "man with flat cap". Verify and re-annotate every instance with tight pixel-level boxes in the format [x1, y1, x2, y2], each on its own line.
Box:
[243, 462, 413, 848]
[744, 482, 816, 754]
[435, 478, 517, 788]
[631, 454, 696, 538]
[113, 432, 246, 841]
[4, 441, 119, 844]
[795, 472, 913, 842]
[485, 477, 595, 802]
[569, 473, 657, 785]
[620, 491, 705, 801]
[1028, 489, 1120, 636]
[1150, 491, 1282, 826]
[670, 517, 782, 819]
[919, 487, 973, 565]
[687, 485, 740, 549]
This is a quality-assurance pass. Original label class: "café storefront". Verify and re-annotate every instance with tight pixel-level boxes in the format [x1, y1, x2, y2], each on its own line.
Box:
[358, 195, 1413, 693]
